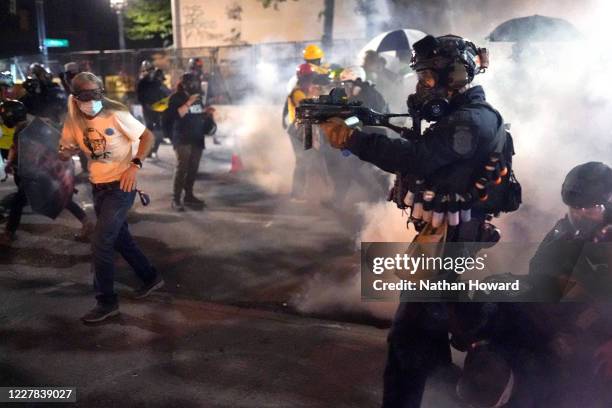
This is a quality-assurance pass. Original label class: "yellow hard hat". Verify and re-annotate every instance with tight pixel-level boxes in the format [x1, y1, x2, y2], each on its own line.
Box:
[303, 44, 324, 61]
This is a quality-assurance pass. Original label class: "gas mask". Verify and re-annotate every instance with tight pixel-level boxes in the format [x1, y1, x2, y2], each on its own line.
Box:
[2, 116, 18, 128]
[407, 69, 450, 122]
[185, 81, 201, 95]
[408, 35, 488, 122]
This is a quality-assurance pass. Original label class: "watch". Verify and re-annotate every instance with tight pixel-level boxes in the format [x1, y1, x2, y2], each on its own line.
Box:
[131, 158, 143, 169]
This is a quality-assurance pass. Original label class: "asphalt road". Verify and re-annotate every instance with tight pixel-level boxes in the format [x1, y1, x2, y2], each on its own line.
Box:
[0, 141, 395, 407]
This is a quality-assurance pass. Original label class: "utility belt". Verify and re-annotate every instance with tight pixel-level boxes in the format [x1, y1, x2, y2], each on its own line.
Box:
[388, 161, 520, 230]
[389, 151, 518, 231]
[391, 109, 522, 230]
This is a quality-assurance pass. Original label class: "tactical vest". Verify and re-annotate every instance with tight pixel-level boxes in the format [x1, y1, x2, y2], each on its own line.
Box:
[392, 101, 522, 228]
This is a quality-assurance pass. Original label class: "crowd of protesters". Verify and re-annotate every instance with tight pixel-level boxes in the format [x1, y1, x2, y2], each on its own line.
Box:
[0, 57, 218, 322]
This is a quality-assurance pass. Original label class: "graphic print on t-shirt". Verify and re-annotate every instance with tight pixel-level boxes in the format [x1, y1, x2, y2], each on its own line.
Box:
[84, 127, 111, 160]
[189, 103, 203, 114]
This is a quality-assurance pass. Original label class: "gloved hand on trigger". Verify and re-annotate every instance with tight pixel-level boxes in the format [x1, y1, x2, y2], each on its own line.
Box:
[318, 117, 354, 149]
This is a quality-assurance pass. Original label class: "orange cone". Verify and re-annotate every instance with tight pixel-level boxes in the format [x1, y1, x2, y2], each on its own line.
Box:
[230, 153, 244, 173]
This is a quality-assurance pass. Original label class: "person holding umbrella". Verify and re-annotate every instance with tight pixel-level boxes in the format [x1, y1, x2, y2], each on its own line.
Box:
[60, 72, 162, 323]
[0, 99, 94, 246]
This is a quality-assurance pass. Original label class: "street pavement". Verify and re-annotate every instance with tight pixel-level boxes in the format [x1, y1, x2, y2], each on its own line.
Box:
[0, 141, 391, 407]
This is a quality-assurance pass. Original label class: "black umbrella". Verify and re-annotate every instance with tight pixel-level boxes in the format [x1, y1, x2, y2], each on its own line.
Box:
[487, 15, 581, 42]
[18, 117, 75, 219]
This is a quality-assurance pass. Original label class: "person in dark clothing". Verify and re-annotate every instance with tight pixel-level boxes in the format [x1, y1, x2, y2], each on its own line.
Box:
[20, 63, 67, 125]
[320, 35, 519, 407]
[340, 65, 388, 113]
[529, 162, 612, 301]
[321, 65, 390, 207]
[284, 63, 327, 201]
[514, 162, 612, 407]
[165, 73, 216, 211]
[137, 64, 170, 159]
[59, 62, 80, 94]
[59, 62, 89, 173]
[0, 100, 93, 246]
[187, 57, 227, 105]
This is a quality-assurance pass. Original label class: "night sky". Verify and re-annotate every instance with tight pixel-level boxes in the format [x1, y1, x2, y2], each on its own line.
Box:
[0, 0, 162, 59]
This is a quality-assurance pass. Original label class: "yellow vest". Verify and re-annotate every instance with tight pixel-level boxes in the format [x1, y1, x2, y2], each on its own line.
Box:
[0, 124, 15, 150]
[287, 88, 307, 125]
[309, 62, 330, 75]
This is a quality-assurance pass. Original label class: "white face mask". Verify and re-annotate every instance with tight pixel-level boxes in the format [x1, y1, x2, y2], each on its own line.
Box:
[76, 100, 103, 117]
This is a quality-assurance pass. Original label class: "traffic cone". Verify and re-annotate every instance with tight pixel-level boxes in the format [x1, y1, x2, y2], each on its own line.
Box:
[230, 153, 244, 173]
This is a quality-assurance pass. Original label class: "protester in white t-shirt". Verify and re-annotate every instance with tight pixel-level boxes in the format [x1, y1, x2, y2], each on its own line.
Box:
[60, 72, 163, 323]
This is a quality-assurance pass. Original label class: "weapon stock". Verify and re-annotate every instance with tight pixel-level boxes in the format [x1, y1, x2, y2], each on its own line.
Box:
[295, 88, 412, 150]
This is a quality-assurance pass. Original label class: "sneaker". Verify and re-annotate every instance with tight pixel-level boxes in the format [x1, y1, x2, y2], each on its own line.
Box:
[184, 194, 206, 208]
[172, 199, 185, 212]
[74, 220, 95, 242]
[81, 303, 119, 323]
[133, 274, 165, 299]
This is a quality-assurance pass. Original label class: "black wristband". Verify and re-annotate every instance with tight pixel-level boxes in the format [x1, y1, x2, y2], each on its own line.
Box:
[131, 158, 143, 169]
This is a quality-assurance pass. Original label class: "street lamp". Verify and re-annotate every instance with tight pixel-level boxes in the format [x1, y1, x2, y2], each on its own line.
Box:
[110, 0, 127, 50]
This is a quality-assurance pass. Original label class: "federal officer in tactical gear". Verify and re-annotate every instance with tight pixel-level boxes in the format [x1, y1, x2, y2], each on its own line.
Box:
[515, 162, 612, 407]
[529, 162, 612, 301]
[320, 34, 521, 407]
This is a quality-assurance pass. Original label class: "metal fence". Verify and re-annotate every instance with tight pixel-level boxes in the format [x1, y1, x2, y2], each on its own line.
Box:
[0, 38, 364, 105]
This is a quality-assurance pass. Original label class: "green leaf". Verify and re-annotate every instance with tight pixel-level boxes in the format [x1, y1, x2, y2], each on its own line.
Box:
[124, 0, 172, 41]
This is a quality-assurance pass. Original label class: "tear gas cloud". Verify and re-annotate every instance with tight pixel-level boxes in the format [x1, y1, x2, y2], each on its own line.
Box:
[221, 0, 612, 319]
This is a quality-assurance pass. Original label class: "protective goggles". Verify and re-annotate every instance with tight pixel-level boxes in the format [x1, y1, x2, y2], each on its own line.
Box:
[72, 89, 104, 102]
[568, 204, 606, 229]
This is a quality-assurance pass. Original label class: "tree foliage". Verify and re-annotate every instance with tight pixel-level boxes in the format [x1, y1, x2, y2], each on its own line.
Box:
[124, 0, 172, 41]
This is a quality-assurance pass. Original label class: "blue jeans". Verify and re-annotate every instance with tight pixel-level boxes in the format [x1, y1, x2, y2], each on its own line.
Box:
[92, 184, 156, 306]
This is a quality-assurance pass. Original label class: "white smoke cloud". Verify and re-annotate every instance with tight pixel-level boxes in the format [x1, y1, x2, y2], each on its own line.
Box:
[220, 0, 612, 320]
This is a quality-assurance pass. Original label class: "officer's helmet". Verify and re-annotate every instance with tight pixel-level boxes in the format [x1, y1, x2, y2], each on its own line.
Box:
[411, 35, 488, 90]
[0, 99, 27, 128]
[562, 162, 612, 208]
[188, 58, 204, 72]
[28, 63, 52, 82]
[562, 162, 612, 232]
[140, 60, 154, 73]
[0, 71, 13, 88]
